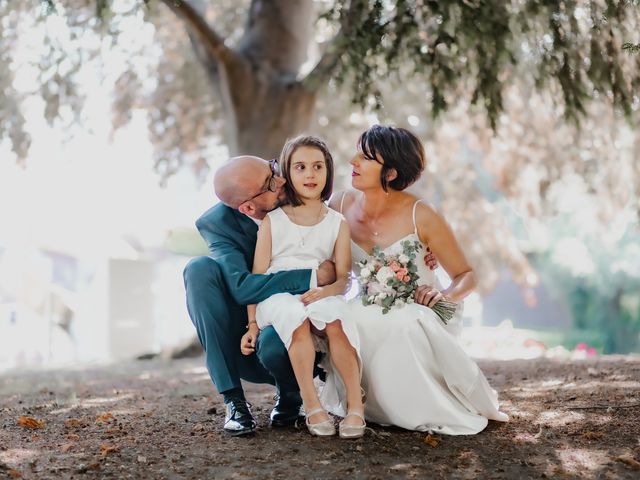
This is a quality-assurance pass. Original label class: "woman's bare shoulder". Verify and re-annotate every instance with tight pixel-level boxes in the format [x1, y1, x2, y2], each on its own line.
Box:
[328, 189, 359, 212]
[411, 197, 444, 225]
[393, 192, 436, 214]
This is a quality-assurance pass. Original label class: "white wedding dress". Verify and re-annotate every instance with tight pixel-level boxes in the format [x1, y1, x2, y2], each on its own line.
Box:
[322, 198, 508, 434]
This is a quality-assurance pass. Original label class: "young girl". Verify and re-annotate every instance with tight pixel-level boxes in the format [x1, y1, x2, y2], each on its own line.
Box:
[241, 135, 364, 438]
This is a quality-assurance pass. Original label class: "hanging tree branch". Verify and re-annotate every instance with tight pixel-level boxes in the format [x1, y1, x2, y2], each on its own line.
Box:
[159, 0, 243, 70]
[304, 0, 368, 92]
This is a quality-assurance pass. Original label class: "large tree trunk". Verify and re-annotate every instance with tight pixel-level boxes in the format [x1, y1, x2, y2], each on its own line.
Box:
[165, 0, 318, 158]
[220, 0, 317, 157]
[231, 80, 317, 158]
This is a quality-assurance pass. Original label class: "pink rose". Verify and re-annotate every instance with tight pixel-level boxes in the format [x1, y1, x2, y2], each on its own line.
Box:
[403, 275, 411, 282]
[395, 268, 408, 281]
[389, 260, 401, 272]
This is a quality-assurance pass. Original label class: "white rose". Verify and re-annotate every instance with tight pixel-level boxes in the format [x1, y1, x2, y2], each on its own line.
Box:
[395, 298, 405, 307]
[360, 267, 371, 279]
[398, 254, 409, 264]
[376, 266, 395, 284]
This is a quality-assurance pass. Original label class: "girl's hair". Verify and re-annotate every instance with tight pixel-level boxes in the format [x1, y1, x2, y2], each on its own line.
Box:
[279, 135, 334, 206]
[357, 125, 425, 191]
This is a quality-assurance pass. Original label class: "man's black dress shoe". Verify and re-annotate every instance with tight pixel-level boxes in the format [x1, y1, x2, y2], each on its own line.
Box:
[270, 392, 304, 427]
[223, 398, 256, 436]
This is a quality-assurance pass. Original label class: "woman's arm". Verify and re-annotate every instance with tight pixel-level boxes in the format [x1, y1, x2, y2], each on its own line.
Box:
[242, 217, 272, 355]
[300, 219, 352, 304]
[415, 202, 477, 304]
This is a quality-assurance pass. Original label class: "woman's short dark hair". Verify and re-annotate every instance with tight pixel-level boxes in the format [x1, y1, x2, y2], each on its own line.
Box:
[279, 135, 334, 206]
[357, 125, 425, 191]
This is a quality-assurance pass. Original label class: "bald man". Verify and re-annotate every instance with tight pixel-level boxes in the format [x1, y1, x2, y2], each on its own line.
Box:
[183, 156, 335, 436]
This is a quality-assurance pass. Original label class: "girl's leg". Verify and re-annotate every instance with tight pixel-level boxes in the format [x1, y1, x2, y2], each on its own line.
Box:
[324, 320, 364, 426]
[288, 319, 330, 424]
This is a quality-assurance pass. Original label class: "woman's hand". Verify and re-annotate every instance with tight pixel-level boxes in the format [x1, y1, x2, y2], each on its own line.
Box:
[414, 285, 445, 308]
[424, 247, 438, 270]
[300, 287, 329, 306]
[240, 324, 260, 355]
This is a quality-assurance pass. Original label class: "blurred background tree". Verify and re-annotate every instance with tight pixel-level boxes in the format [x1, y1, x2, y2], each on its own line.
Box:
[1, 0, 638, 351]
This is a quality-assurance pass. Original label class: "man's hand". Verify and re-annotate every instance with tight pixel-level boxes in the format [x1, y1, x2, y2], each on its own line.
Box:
[414, 284, 444, 308]
[240, 325, 260, 355]
[424, 247, 438, 271]
[300, 287, 330, 306]
[317, 259, 336, 286]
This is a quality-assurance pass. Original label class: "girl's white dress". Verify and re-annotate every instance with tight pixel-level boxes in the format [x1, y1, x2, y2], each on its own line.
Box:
[326, 196, 508, 434]
[256, 207, 360, 415]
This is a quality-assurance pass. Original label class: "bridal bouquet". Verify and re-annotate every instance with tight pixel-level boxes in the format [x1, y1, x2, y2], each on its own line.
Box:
[356, 240, 457, 323]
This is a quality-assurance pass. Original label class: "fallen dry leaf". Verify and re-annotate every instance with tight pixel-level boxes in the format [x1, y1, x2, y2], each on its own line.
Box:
[95, 413, 115, 424]
[60, 443, 75, 453]
[77, 462, 101, 473]
[8, 470, 22, 479]
[64, 418, 84, 428]
[582, 431, 604, 440]
[616, 455, 640, 471]
[192, 423, 205, 432]
[100, 444, 120, 457]
[17, 416, 44, 429]
[424, 434, 440, 448]
[66, 433, 81, 441]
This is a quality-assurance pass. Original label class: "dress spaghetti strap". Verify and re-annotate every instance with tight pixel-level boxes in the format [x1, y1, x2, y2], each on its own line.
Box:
[411, 199, 423, 236]
[339, 191, 348, 214]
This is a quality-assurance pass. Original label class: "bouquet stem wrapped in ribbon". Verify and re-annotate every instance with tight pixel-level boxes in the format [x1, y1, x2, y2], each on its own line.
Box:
[356, 240, 457, 324]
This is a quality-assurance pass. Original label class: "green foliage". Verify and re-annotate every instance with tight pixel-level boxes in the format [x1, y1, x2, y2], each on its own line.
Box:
[532, 221, 640, 353]
[324, 0, 639, 128]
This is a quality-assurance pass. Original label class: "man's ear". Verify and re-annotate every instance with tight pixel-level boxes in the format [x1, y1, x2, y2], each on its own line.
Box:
[386, 168, 398, 182]
[238, 201, 255, 217]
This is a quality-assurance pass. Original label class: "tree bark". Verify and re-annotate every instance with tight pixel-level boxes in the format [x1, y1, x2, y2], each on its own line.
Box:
[232, 78, 317, 158]
[162, 0, 356, 158]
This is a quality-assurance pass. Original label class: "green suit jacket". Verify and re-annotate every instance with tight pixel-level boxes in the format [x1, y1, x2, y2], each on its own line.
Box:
[196, 203, 312, 306]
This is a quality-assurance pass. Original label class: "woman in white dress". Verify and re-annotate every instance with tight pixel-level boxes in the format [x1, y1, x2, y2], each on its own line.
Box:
[243, 135, 365, 438]
[327, 125, 508, 435]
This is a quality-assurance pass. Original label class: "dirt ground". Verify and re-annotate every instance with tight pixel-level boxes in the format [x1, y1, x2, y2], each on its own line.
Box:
[1, 356, 639, 480]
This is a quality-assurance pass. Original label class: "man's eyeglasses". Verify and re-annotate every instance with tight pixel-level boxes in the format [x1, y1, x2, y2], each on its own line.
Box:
[242, 158, 281, 203]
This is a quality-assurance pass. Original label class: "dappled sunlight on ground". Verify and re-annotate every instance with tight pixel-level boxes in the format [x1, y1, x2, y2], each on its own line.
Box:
[79, 394, 134, 407]
[537, 410, 585, 426]
[1, 356, 638, 479]
[558, 448, 612, 475]
[181, 366, 208, 375]
[0, 448, 40, 465]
